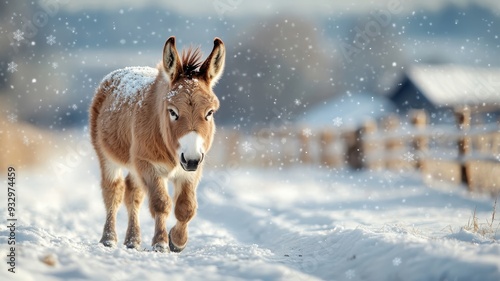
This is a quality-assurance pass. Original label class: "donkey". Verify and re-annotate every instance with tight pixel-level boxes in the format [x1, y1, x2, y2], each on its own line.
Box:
[89, 36, 225, 253]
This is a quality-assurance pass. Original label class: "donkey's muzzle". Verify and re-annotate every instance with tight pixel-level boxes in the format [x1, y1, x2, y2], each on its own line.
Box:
[180, 153, 203, 171]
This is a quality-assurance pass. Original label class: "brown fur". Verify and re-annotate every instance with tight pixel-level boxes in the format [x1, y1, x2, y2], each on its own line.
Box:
[89, 37, 225, 252]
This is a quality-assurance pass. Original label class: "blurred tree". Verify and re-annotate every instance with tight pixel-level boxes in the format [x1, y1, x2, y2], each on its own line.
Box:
[0, 1, 33, 91]
[216, 16, 338, 128]
[0, 1, 74, 128]
[340, 13, 405, 95]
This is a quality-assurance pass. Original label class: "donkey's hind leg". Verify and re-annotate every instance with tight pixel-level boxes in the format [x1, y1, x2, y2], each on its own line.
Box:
[123, 173, 145, 249]
[99, 159, 125, 247]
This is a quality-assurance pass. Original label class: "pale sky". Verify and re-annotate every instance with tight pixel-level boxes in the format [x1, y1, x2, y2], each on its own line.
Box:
[61, 0, 500, 16]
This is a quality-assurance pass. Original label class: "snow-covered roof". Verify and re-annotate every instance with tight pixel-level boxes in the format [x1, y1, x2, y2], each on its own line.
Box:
[407, 64, 500, 107]
[297, 92, 395, 129]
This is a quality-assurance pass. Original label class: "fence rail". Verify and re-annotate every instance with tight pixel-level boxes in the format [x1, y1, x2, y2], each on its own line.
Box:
[210, 109, 500, 195]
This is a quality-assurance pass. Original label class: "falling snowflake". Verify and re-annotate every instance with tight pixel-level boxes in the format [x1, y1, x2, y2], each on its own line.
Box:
[382, 170, 401, 184]
[345, 269, 356, 279]
[71, 104, 78, 110]
[46, 35, 56, 45]
[51, 62, 58, 69]
[302, 128, 312, 138]
[7, 62, 18, 73]
[23, 136, 30, 146]
[332, 117, 343, 127]
[241, 141, 253, 152]
[294, 99, 301, 106]
[392, 257, 402, 266]
[402, 151, 414, 162]
[13, 30, 24, 41]
[7, 113, 17, 123]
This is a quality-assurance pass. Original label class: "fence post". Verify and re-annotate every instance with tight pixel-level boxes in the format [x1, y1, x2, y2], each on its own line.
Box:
[345, 130, 360, 169]
[299, 128, 313, 164]
[410, 110, 428, 170]
[362, 119, 379, 170]
[319, 130, 337, 167]
[455, 107, 471, 187]
[382, 115, 403, 170]
[493, 130, 500, 156]
[346, 119, 378, 170]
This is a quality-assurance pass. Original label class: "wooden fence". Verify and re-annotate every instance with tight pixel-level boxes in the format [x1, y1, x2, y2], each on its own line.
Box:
[210, 108, 500, 195]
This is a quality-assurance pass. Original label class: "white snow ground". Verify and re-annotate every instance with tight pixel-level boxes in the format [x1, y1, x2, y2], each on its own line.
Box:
[1, 133, 499, 281]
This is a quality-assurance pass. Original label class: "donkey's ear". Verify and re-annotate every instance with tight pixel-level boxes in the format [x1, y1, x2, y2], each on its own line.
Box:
[162, 36, 182, 82]
[199, 38, 226, 87]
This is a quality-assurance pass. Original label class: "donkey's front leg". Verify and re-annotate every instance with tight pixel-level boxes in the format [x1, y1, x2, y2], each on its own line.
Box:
[124, 173, 145, 249]
[169, 178, 198, 252]
[135, 160, 172, 252]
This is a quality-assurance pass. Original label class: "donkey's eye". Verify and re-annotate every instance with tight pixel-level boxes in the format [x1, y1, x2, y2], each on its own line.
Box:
[169, 109, 179, 121]
[205, 110, 214, 121]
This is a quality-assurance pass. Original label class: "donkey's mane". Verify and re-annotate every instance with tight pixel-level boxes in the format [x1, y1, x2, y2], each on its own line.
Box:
[181, 47, 203, 78]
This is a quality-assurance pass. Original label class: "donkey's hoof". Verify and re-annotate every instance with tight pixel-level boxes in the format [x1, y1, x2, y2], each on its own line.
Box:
[168, 231, 186, 253]
[125, 241, 141, 250]
[100, 240, 117, 248]
[152, 242, 170, 253]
